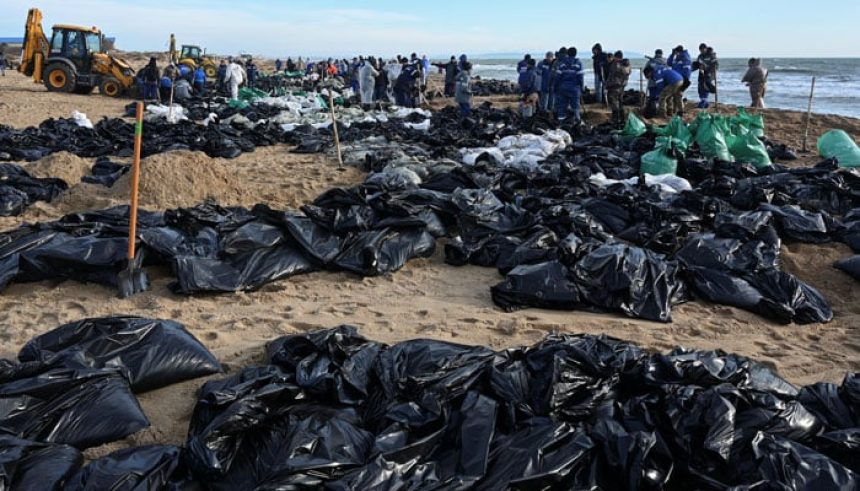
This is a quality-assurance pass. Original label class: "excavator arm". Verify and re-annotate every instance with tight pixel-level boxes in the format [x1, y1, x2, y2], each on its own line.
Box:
[19, 8, 49, 82]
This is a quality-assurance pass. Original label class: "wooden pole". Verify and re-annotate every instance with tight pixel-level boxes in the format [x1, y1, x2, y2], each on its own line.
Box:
[713, 68, 719, 112]
[327, 90, 343, 167]
[167, 72, 175, 120]
[802, 76, 817, 152]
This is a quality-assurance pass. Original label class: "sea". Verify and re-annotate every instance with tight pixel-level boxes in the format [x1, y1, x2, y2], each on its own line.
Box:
[469, 58, 860, 118]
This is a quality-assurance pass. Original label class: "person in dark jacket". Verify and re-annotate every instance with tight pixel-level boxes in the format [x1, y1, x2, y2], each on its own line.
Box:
[394, 59, 420, 107]
[286, 58, 296, 72]
[444, 56, 458, 97]
[553, 47, 584, 121]
[668, 45, 693, 108]
[591, 43, 609, 104]
[142, 57, 159, 101]
[216, 60, 227, 94]
[606, 51, 631, 126]
[646, 65, 684, 117]
[245, 59, 258, 88]
[693, 43, 719, 108]
[374, 60, 390, 103]
[536, 51, 554, 111]
[275, 59, 282, 72]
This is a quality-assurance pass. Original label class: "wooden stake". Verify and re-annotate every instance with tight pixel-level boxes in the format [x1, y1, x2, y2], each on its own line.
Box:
[802, 76, 817, 152]
[327, 90, 343, 167]
[713, 68, 719, 112]
[167, 73, 175, 120]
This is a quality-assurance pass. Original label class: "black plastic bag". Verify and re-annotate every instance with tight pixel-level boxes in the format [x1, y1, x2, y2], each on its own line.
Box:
[572, 243, 686, 322]
[749, 432, 857, 489]
[0, 436, 82, 491]
[18, 316, 221, 392]
[834, 255, 860, 281]
[0, 363, 149, 449]
[684, 267, 833, 324]
[171, 243, 317, 293]
[186, 365, 301, 478]
[64, 444, 188, 490]
[206, 405, 374, 490]
[266, 325, 384, 405]
[333, 227, 435, 276]
[491, 260, 581, 311]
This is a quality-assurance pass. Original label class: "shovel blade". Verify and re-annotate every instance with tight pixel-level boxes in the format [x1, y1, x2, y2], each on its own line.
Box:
[118, 267, 150, 298]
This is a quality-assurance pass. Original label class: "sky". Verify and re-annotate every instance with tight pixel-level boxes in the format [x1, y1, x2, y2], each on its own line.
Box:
[4, 0, 860, 59]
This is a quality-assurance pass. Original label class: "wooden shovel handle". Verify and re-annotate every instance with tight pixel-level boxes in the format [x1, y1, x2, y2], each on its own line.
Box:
[128, 102, 143, 261]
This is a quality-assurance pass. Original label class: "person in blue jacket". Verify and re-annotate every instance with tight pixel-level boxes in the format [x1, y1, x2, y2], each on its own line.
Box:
[518, 58, 537, 94]
[159, 74, 172, 101]
[177, 63, 191, 82]
[458, 54, 468, 72]
[553, 47, 584, 121]
[193, 66, 206, 95]
[536, 51, 555, 111]
[518, 58, 539, 117]
[668, 45, 693, 108]
[517, 54, 532, 75]
[645, 64, 684, 117]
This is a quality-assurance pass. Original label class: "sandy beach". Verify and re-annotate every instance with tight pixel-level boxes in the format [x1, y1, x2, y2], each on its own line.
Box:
[0, 67, 858, 460]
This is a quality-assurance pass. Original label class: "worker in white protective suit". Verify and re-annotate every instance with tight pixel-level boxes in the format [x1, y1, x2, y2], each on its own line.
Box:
[358, 57, 379, 109]
[224, 59, 245, 100]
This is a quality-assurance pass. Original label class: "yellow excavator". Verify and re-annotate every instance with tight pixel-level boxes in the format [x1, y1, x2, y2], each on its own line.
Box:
[18, 8, 134, 97]
[169, 34, 218, 78]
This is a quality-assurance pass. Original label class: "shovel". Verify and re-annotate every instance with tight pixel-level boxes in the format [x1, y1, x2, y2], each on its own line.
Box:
[118, 102, 150, 297]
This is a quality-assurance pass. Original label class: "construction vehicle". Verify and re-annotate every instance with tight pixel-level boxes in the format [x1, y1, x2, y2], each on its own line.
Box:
[18, 8, 134, 97]
[169, 34, 217, 78]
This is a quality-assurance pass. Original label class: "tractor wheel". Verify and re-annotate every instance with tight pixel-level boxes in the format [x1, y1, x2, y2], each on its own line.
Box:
[100, 77, 123, 97]
[73, 85, 94, 94]
[44, 63, 75, 92]
[205, 65, 217, 78]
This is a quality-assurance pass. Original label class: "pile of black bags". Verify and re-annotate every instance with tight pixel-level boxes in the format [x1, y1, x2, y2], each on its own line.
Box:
[0, 163, 67, 216]
[0, 316, 219, 489]
[8, 325, 855, 490]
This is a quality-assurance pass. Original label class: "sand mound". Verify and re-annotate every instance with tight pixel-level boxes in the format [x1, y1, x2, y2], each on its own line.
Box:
[23, 151, 91, 184]
[108, 150, 250, 209]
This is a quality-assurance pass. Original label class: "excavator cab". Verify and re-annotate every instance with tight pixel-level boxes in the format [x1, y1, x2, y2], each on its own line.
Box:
[180, 44, 202, 62]
[48, 26, 101, 77]
[177, 43, 217, 78]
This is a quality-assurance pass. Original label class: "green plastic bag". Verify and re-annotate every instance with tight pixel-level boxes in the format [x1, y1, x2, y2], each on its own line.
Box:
[238, 87, 268, 101]
[640, 137, 684, 175]
[730, 131, 772, 168]
[818, 129, 860, 167]
[654, 116, 692, 145]
[734, 107, 765, 137]
[695, 115, 734, 162]
[227, 99, 249, 109]
[619, 113, 647, 141]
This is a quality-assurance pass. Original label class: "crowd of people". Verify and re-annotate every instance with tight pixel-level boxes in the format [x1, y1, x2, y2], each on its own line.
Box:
[508, 43, 725, 126]
[136, 56, 260, 103]
[133, 43, 769, 122]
